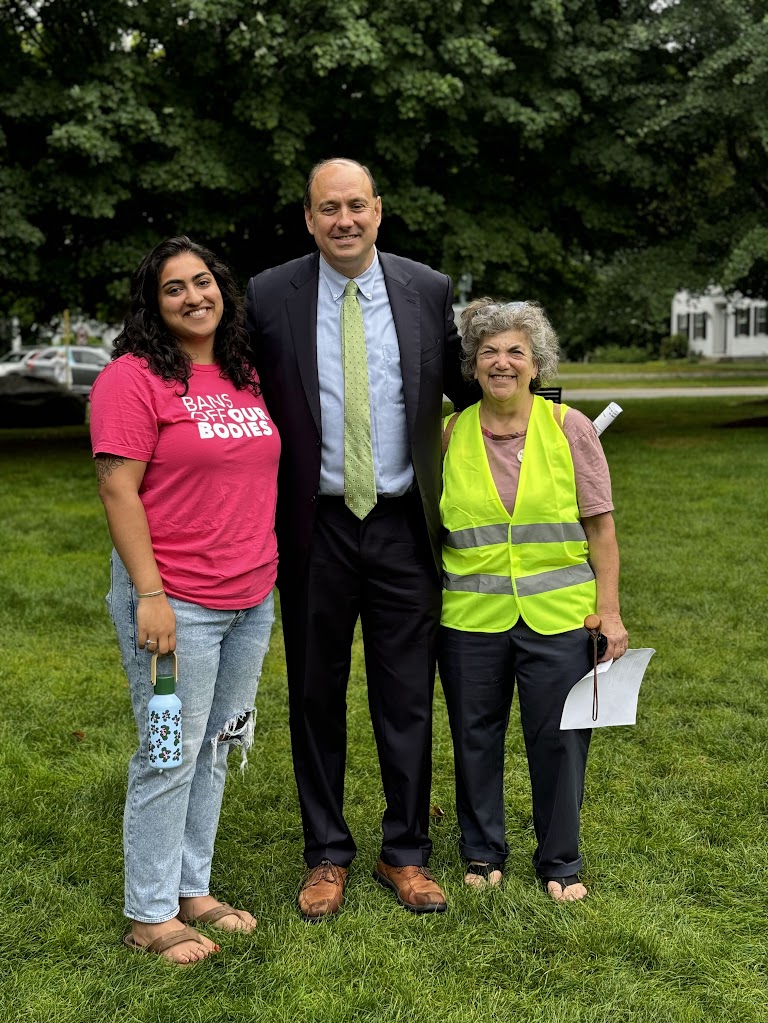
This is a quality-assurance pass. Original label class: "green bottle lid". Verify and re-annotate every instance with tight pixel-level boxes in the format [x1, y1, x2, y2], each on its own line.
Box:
[153, 674, 176, 695]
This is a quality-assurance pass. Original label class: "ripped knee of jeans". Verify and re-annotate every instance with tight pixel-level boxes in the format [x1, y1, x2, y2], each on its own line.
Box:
[211, 708, 256, 776]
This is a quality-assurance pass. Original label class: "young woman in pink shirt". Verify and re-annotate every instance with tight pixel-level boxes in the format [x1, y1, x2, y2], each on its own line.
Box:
[90, 236, 280, 964]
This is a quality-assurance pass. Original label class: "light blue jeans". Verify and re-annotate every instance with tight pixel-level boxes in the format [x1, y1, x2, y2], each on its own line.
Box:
[107, 550, 275, 923]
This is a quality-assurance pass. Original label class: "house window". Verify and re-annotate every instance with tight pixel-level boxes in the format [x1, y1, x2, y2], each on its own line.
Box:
[676, 314, 689, 336]
[754, 306, 767, 335]
[734, 308, 751, 336]
[692, 313, 706, 339]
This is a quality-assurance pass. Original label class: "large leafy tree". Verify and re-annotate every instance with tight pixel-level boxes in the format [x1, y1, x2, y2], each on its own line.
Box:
[568, 0, 768, 350]
[0, 0, 764, 349]
[641, 0, 768, 300]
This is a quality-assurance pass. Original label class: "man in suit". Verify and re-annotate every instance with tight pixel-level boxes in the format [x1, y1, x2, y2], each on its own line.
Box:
[245, 158, 472, 920]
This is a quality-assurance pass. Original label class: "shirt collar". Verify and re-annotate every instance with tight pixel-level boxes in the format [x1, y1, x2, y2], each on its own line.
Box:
[319, 250, 379, 302]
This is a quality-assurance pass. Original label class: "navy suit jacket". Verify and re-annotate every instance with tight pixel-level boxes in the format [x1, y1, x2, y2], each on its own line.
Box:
[245, 250, 474, 586]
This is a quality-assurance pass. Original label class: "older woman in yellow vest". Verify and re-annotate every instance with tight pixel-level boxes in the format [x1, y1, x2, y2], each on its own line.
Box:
[439, 298, 628, 901]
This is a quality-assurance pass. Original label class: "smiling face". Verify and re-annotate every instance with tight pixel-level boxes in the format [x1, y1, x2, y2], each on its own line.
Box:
[474, 329, 539, 406]
[304, 160, 382, 278]
[157, 252, 223, 361]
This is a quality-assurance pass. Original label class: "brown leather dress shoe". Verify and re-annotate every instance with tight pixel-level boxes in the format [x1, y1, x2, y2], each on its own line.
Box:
[298, 859, 348, 922]
[373, 859, 447, 913]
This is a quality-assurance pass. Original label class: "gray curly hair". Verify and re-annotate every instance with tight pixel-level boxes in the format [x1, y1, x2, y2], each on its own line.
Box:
[459, 298, 560, 391]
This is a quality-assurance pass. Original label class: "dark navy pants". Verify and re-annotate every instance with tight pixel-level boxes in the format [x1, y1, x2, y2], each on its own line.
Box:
[280, 492, 441, 869]
[438, 618, 592, 879]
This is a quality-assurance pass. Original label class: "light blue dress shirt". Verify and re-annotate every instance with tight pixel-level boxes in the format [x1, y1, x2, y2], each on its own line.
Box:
[316, 251, 414, 498]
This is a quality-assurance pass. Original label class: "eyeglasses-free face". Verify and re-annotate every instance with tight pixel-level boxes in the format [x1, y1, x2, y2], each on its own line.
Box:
[474, 329, 539, 403]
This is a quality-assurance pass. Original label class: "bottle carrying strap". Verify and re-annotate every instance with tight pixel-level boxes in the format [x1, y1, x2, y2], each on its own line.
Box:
[151, 651, 178, 687]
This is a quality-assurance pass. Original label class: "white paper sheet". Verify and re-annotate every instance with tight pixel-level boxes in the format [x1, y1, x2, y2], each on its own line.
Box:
[560, 648, 656, 729]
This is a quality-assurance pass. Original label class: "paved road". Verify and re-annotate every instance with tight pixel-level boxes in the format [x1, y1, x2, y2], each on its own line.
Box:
[562, 386, 768, 400]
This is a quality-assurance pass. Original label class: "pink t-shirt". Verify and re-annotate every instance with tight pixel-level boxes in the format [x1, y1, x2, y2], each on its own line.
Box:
[481, 404, 614, 518]
[90, 354, 280, 609]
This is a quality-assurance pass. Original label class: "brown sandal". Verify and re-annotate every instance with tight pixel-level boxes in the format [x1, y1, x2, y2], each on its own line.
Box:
[180, 902, 257, 929]
[123, 923, 209, 960]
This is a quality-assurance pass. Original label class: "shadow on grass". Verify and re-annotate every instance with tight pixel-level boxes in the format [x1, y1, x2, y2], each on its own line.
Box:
[717, 398, 768, 429]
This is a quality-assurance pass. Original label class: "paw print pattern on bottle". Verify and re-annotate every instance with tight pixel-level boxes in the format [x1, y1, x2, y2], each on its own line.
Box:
[148, 652, 183, 769]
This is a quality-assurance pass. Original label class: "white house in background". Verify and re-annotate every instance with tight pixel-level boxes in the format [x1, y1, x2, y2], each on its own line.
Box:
[671, 288, 768, 359]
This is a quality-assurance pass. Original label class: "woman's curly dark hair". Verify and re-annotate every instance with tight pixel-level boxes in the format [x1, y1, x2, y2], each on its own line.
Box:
[112, 236, 260, 397]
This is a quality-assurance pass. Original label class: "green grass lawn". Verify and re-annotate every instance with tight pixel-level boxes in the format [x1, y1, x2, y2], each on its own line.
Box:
[554, 360, 768, 389]
[1, 396, 766, 1022]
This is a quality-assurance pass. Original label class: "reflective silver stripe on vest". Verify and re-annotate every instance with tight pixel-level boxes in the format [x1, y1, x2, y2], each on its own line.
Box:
[444, 521, 586, 549]
[443, 561, 594, 597]
[515, 561, 595, 597]
[512, 522, 587, 544]
[444, 524, 509, 549]
[443, 572, 515, 595]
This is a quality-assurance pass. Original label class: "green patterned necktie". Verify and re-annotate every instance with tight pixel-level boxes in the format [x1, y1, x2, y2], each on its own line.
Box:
[341, 280, 377, 519]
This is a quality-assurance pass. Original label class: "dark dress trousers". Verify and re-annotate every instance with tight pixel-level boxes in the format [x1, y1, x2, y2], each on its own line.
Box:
[246, 250, 473, 867]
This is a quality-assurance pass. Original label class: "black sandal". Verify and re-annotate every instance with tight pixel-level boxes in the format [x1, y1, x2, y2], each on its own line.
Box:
[541, 874, 585, 897]
[465, 861, 503, 885]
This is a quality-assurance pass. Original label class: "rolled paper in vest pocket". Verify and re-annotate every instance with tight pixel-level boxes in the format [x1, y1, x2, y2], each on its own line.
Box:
[592, 402, 622, 436]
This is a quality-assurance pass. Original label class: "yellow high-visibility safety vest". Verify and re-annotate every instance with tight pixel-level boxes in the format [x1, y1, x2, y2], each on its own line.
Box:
[440, 397, 596, 635]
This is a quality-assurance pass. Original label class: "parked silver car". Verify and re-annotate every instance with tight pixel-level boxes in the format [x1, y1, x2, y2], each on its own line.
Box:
[0, 347, 43, 377]
[25, 345, 111, 395]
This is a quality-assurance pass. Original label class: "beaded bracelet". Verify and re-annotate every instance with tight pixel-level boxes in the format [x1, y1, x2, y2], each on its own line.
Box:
[137, 589, 165, 598]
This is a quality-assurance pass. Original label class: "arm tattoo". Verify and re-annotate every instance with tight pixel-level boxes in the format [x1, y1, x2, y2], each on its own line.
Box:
[95, 454, 125, 489]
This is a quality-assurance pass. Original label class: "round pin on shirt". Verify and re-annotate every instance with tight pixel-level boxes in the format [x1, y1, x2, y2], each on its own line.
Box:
[517, 448, 524, 462]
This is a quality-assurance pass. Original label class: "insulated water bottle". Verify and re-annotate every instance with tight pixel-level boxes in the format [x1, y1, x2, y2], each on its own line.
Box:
[148, 652, 182, 769]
